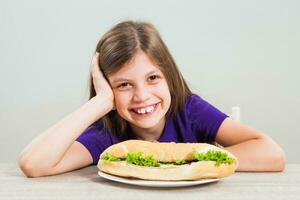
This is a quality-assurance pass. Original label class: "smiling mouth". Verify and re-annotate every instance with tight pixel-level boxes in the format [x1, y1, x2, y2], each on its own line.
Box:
[130, 103, 159, 115]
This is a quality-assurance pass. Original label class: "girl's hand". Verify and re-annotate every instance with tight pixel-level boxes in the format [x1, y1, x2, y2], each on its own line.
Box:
[90, 53, 115, 107]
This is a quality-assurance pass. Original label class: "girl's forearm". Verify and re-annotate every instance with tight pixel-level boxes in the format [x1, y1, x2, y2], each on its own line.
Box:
[18, 95, 113, 169]
[225, 136, 286, 172]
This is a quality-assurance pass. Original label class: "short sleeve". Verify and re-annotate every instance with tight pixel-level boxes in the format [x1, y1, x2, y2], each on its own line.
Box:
[187, 94, 228, 143]
[76, 121, 113, 165]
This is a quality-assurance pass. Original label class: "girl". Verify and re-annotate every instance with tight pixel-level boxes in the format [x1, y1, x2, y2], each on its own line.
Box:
[18, 21, 286, 177]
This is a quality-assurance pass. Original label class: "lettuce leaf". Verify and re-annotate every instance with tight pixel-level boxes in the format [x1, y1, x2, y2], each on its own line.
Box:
[102, 153, 121, 161]
[126, 152, 160, 167]
[102, 149, 236, 167]
[193, 149, 236, 166]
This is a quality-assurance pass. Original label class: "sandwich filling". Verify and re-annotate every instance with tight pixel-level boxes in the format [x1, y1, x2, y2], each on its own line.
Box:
[101, 149, 236, 167]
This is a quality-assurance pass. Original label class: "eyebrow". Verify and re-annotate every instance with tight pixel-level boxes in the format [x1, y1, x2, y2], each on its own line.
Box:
[112, 69, 160, 83]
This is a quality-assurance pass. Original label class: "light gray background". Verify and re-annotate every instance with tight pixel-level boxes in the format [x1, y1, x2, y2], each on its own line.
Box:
[0, 0, 299, 163]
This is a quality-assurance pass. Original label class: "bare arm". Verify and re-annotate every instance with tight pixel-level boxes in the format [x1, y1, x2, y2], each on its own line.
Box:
[216, 118, 286, 172]
[18, 95, 113, 176]
[18, 53, 114, 177]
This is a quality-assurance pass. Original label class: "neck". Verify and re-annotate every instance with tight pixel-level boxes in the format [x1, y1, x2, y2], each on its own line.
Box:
[130, 117, 166, 142]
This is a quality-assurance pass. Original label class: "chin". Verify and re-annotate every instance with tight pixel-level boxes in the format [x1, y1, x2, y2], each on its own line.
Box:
[132, 121, 159, 129]
[126, 117, 160, 128]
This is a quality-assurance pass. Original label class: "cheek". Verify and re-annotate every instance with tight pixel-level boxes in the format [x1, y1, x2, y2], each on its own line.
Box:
[159, 81, 171, 106]
[114, 92, 131, 109]
[158, 80, 171, 97]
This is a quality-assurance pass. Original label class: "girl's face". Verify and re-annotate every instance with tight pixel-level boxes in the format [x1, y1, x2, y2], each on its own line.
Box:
[108, 51, 171, 130]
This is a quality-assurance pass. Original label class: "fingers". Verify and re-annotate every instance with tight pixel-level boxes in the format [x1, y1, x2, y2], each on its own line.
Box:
[89, 52, 114, 104]
[91, 52, 100, 71]
[90, 52, 107, 94]
[92, 52, 99, 64]
[91, 53, 103, 81]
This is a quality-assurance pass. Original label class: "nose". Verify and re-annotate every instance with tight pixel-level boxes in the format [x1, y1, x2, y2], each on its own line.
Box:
[132, 85, 151, 103]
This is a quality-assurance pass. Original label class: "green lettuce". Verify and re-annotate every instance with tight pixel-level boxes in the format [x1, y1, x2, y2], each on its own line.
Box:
[125, 152, 160, 167]
[102, 149, 235, 167]
[193, 149, 236, 166]
[102, 153, 121, 161]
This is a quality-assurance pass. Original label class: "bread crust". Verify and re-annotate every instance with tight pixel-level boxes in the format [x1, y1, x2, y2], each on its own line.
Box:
[99, 160, 237, 180]
[98, 140, 238, 180]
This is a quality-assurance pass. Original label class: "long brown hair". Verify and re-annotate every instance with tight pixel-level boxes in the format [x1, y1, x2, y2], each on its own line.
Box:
[89, 20, 192, 136]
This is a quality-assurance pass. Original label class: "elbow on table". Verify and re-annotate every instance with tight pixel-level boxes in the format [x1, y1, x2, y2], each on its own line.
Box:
[262, 135, 286, 172]
[18, 156, 46, 178]
[273, 147, 286, 172]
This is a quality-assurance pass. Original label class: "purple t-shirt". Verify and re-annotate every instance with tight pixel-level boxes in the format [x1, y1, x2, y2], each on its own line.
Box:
[76, 94, 228, 165]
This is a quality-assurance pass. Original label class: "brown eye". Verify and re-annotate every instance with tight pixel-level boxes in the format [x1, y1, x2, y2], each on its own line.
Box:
[148, 75, 160, 81]
[118, 82, 130, 88]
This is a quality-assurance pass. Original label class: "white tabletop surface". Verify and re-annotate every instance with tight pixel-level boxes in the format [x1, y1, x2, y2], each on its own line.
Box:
[0, 163, 299, 200]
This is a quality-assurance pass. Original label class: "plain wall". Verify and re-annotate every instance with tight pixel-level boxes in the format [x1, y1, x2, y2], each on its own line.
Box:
[0, 0, 299, 163]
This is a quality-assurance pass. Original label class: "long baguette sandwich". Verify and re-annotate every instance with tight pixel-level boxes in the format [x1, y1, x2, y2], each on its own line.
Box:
[97, 140, 238, 181]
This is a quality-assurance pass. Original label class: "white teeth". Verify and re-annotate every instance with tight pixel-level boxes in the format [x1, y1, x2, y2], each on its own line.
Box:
[135, 105, 155, 114]
[146, 106, 153, 113]
[139, 108, 146, 114]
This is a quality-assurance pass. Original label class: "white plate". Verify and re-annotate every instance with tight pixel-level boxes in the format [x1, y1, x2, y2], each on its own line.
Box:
[98, 171, 220, 187]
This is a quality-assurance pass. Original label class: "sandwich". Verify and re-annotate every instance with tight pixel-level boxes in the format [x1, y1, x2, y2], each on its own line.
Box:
[97, 140, 238, 181]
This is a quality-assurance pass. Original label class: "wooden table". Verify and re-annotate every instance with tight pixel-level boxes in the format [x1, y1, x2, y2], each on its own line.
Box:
[0, 163, 299, 200]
